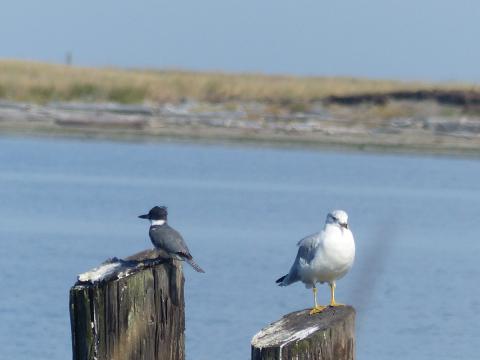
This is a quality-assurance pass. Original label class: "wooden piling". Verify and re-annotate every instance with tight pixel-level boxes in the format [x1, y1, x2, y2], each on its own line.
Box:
[251, 306, 355, 360]
[69, 249, 185, 360]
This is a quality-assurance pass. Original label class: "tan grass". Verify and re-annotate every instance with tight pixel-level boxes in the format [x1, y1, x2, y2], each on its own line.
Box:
[0, 59, 478, 104]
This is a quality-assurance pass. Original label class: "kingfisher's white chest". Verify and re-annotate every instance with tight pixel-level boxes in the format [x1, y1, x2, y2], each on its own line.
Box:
[150, 219, 166, 226]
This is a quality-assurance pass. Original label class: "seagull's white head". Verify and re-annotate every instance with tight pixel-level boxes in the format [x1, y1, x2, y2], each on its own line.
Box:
[326, 210, 349, 229]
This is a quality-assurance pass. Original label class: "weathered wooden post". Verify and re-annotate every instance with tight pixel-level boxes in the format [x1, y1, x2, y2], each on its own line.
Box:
[69, 249, 185, 360]
[251, 306, 355, 360]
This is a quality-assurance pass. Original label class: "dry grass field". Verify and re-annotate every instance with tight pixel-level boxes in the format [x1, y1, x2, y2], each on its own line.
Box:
[1, 59, 477, 105]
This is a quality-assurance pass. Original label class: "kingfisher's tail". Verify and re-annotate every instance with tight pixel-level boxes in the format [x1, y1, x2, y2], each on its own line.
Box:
[186, 258, 205, 273]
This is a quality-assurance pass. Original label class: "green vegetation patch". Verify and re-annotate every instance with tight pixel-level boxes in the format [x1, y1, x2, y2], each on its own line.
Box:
[66, 83, 101, 101]
[107, 86, 148, 104]
[28, 85, 57, 103]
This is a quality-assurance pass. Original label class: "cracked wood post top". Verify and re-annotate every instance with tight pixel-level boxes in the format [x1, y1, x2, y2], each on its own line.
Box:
[70, 249, 185, 360]
[251, 306, 355, 360]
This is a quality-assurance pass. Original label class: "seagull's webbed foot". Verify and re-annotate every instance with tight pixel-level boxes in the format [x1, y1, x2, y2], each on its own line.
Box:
[309, 305, 327, 315]
[309, 286, 326, 314]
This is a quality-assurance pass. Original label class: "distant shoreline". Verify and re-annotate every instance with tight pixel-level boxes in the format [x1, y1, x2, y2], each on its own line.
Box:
[1, 99, 480, 157]
[1, 59, 480, 156]
[4, 126, 480, 159]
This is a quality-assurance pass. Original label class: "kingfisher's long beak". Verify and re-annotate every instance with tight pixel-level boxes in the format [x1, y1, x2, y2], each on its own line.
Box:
[138, 214, 150, 219]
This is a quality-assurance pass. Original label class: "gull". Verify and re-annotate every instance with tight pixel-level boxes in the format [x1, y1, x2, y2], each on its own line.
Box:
[139, 206, 205, 273]
[276, 210, 355, 314]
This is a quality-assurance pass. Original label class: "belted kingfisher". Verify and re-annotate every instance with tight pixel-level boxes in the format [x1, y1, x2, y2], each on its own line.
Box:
[139, 206, 205, 273]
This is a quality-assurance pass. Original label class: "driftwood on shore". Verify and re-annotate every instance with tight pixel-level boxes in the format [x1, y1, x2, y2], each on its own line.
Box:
[251, 306, 355, 360]
[69, 249, 185, 360]
[2, 96, 480, 155]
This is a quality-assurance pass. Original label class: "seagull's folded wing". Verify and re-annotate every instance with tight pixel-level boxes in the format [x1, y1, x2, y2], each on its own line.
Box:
[281, 232, 322, 285]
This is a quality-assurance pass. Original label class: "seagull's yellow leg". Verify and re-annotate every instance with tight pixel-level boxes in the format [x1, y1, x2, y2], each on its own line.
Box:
[309, 286, 326, 314]
[329, 282, 344, 307]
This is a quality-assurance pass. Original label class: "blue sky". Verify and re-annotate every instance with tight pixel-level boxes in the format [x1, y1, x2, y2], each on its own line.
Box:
[1, 0, 479, 81]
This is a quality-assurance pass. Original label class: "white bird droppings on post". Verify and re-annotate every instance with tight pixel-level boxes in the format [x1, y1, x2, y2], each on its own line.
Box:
[78, 262, 123, 283]
[252, 316, 321, 348]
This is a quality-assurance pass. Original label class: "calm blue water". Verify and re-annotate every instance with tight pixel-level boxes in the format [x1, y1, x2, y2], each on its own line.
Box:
[1, 136, 479, 360]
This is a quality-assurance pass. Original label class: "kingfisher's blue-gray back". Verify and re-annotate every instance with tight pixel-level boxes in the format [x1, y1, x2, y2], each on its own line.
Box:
[139, 206, 205, 273]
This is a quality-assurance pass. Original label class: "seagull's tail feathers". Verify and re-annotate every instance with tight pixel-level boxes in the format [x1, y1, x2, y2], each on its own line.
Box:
[185, 258, 205, 273]
[276, 275, 287, 285]
[276, 271, 299, 286]
[276, 274, 293, 286]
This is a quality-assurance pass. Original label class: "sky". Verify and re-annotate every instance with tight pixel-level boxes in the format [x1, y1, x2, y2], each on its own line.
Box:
[1, 0, 479, 82]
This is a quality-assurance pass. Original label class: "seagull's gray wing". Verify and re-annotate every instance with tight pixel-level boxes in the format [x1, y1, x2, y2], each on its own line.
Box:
[296, 232, 321, 262]
[277, 232, 321, 286]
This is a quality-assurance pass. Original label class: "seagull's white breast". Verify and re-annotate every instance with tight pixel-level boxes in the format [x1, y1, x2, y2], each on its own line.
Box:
[302, 225, 355, 285]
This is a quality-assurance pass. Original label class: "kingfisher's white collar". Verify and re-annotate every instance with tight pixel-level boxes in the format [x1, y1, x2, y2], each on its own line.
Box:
[151, 219, 166, 226]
